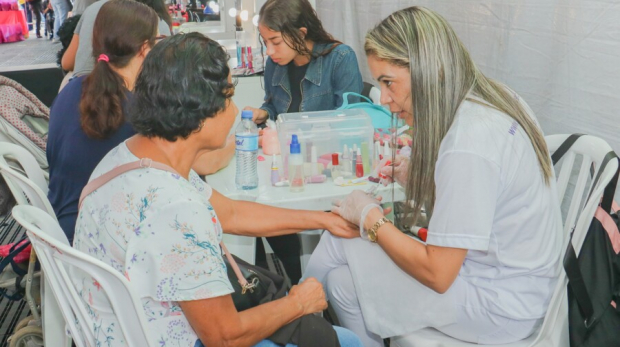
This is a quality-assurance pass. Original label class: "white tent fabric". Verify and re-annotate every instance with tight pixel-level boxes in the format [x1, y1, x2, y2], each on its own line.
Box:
[317, 0, 620, 199]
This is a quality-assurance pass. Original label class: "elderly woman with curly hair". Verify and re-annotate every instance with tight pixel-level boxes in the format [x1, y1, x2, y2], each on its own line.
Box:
[73, 32, 363, 347]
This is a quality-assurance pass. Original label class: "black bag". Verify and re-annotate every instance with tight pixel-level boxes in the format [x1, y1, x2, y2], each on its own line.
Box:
[554, 136, 620, 346]
[221, 247, 341, 347]
[223, 251, 287, 312]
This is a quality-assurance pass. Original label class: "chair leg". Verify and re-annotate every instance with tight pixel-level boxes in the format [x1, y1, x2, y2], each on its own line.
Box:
[41, 273, 69, 347]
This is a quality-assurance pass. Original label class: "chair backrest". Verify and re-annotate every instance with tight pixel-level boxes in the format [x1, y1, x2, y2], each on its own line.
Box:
[0, 142, 55, 217]
[529, 134, 619, 346]
[545, 134, 618, 252]
[0, 142, 48, 192]
[12, 205, 155, 347]
[0, 162, 55, 218]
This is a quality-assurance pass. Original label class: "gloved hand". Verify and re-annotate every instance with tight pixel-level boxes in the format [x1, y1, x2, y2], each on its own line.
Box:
[380, 155, 410, 187]
[332, 190, 382, 237]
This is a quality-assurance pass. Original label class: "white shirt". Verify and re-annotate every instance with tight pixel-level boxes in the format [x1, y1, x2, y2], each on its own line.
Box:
[427, 96, 563, 320]
[73, 142, 233, 347]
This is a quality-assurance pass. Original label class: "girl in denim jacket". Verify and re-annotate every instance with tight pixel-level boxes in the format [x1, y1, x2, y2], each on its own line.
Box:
[243, 0, 363, 285]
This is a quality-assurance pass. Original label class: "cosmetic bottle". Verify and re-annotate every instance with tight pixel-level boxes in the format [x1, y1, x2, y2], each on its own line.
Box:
[289, 135, 305, 192]
[271, 154, 280, 186]
[361, 141, 370, 174]
[262, 120, 280, 155]
[351, 148, 356, 176]
[341, 144, 352, 178]
[384, 141, 392, 159]
[355, 148, 364, 178]
[310, 146, 319, 176]
[305, 175, 327, 184]
[331, 153, 341, 179]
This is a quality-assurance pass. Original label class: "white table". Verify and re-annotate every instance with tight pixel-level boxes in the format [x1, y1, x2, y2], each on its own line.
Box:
[206, 150, 406, 265]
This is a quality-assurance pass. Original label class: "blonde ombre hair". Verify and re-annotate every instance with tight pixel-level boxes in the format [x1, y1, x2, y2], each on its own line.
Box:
[365, 6, 553, 225]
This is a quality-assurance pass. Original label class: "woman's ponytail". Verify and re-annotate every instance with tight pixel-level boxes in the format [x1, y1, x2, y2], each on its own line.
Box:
[80, 55, 127, 139]
[77, 0, 158, 140]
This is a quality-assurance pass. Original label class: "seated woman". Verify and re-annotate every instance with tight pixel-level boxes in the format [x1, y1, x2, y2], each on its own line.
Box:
[244, 0, 364, 284]
[73, 32, 363, 347]
[304, 6, 563, 347]
[61, 0, 171, 77]
[47, 0, 232, 243]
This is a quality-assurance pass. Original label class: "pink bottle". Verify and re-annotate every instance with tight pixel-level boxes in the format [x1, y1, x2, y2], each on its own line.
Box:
[262, 120, 281, 155]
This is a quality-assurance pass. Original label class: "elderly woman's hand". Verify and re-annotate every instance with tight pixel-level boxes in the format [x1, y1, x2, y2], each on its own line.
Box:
[288, 277, 327, 315]
[322, 212, 360, 239]
[380, 155, 410, 186]
[332, 190, 382, 229]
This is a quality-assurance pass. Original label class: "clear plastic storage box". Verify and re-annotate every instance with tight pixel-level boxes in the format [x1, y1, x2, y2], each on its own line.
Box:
[276, 109, 375, 176]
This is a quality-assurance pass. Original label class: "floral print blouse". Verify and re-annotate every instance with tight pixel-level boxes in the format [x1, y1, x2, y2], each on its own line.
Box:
[73, 141, 233, 347]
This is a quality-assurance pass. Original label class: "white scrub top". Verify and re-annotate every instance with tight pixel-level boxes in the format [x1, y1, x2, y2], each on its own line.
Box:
[343, 94, 563, 337]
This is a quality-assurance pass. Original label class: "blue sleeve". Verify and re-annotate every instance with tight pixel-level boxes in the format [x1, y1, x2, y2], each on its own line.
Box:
[260, 58, 278, 121]
[332, 46, 363, 108]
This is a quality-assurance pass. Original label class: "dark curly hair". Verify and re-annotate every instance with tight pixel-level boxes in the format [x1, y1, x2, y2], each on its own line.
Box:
[129, 33, 234, 142]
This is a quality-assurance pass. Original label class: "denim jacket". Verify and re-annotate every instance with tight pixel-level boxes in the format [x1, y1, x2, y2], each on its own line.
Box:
[260, 42, 363, 121]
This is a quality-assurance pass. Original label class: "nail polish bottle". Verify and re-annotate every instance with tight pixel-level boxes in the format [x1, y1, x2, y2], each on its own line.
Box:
[331, 153, 341, 179]
[355, 148, 364, 178]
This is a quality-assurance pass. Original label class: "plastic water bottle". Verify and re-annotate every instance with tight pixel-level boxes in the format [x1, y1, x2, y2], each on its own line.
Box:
[235, 110, 259, 190]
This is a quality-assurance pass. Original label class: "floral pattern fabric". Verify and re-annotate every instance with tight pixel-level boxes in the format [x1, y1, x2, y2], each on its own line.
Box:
[73, 142, 233, 347]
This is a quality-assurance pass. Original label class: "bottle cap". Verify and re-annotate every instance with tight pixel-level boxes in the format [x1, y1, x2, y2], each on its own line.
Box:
[332, 153, 339, 166]
[290, 134, 301, 154]
[241, 110, 253, 119]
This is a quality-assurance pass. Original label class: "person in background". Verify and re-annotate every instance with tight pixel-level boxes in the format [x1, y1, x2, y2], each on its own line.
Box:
[71, 0, 97, 16]
[73, 31, 363, 347]
[42, 0, 54, 40]
[303, 6, 563, 347]
[137, 0, 172, 34]
[243, 0, 363, 286]
[47, 0, 231, 242]
[27, 0, 43, 38]
[61, 0, 171, 78]
[50, 0, 70, 42]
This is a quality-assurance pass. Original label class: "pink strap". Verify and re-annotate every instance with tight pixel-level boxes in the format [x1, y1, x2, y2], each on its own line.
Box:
[78, 158, 178, 210]
[79, 158, 250, 288]
[220, 243, 249, 288]
[594, 206, 620, 254]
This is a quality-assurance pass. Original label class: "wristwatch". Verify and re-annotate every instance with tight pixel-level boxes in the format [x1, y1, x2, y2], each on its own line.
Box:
[367, 217, 392, 243]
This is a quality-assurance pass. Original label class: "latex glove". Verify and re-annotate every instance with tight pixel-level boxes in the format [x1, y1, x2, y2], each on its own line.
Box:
[243, 106, 269, 124]
[380, 155, 410, 187]
[332, 190, 382, 236]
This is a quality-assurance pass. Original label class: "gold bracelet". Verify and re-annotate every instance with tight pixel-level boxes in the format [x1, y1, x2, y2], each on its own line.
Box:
[367, 217, 392, 243]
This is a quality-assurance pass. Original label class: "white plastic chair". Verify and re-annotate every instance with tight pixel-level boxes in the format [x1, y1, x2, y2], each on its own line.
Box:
[12, 205, 156, 347]
[0, 142, 50, 212]
[0, 142, 69, 347]
[391, 134, 619, 347]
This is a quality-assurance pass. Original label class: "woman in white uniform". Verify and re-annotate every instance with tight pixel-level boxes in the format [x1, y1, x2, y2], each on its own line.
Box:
[303, 6, 563, 346]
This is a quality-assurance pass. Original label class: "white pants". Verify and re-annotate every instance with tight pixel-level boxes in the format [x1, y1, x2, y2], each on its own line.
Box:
[304, 233, 542, 347]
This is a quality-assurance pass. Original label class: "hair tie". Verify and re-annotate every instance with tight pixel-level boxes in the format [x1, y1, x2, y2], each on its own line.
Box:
[98, 54, 110, 63]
